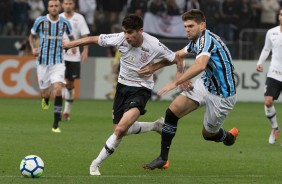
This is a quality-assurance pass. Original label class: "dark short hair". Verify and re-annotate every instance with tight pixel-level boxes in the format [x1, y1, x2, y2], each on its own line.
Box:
[122, 14, 143, 30]
[182, 9, 206, 24]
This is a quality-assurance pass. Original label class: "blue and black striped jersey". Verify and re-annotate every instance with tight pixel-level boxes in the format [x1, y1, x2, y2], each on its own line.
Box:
[186, 29, 236, 97]
[31, 15, 72, 65]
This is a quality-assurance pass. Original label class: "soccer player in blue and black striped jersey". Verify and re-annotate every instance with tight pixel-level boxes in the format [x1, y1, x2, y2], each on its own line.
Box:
[141, 9, 239, 170]
[29, 0, 73, 133]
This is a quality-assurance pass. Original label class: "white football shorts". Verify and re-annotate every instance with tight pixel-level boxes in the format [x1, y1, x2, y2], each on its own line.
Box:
[37, 64, 66, 89]
[181, 78, 237, 133]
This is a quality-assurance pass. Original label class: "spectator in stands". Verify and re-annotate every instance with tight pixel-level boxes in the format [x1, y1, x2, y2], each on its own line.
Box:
[78, 0, 96, 35]
[260, 0, 280, 29]
[99, 0, 126, 24]
[200, 0, 220, 33]
[148, 0, 167, 17]
[236, 0, 253, 39]
[166, 0, 184, 16]
[127, 0, 147, 18]
[173, 0, 187, 14]
[0, 0, 13, 35]
[28, 0, 45, 30]
[186, 0, 200, 11]
[218, 0, 240, 42]
[42, 0, 48, 14]
[12, 0, 31, 36]
[250, 0, 262, 28]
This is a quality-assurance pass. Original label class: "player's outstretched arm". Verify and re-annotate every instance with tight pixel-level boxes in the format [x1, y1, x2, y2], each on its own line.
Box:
[62, 36, 99, 49]
[158, 55, 209, 96]
[157, 82, 178, 96]
[138, 59, 173, 77]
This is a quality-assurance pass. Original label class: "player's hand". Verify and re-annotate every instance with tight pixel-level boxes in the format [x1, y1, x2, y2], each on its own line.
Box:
[158, 82, 177, 96]
[179, 80, 194, 91]
[62, 40, 71, 52]
[112, 64, 119, 74]
[32, 48, 39, 57]
[81, 50, 88, 63]
[71, 47, 77, 55]
[256, 64, 263, 72]
[173, 72, 193, 91]
[138, 64, 154, 77]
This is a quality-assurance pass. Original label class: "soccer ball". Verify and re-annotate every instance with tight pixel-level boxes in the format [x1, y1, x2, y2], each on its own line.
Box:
[20, 155, 44, 178]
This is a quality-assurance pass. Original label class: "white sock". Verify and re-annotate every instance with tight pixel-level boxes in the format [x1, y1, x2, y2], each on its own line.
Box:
[61, 88, 66, 98]
[126, 121, 155, 135]
[64, 89, 74, 114]
[94, 133, 121, 166]
[265, 105, 279, 129]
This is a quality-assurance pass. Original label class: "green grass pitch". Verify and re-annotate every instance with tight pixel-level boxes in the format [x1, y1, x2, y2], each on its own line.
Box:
[0, 98, 282, 184]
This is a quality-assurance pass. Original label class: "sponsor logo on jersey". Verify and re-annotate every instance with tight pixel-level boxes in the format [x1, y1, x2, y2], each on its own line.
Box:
[129, 55, 135, 63]
[141, 47, 149, 52]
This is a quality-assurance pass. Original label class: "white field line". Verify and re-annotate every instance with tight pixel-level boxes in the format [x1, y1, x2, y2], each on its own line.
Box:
[0, 175, 265, 178]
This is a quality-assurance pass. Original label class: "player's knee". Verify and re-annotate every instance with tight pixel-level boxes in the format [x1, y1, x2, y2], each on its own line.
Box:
[264, 96, 274, 107]
[165, 108, 179, 125]
[114, 126, 127, 138]
[265, 102, 273, 108]
[53, 88, 63, 96]
[41, 89, 50, 98]
[65, 83, 74, 90]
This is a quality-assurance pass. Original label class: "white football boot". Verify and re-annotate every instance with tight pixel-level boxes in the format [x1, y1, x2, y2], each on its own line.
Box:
[90, 160, 101, 176]
[269, 128, 280, 144]
[153, 117, 164, 135]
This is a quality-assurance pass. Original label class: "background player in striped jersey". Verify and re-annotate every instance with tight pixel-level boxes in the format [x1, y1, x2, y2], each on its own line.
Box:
[63, 14, 184, 176]
[60, 0, 90, 121]
[139, 9, 239, 170]
[256, 9, 282, 145]
[29, 0, 73, 133]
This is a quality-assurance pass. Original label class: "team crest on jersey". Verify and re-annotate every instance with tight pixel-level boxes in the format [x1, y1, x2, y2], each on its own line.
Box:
[140, 52, 149, 63]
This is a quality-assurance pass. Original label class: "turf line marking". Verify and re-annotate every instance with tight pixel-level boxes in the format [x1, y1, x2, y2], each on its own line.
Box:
[0, 175, 265, 178]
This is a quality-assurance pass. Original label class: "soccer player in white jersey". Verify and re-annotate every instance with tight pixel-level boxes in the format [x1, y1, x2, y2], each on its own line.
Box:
[29, 0, 73, 133]
[139, 9, 238, 170]
[256, 9, 282, 144]
[60, 0, 90, 121]
[63, 14, 184, 176]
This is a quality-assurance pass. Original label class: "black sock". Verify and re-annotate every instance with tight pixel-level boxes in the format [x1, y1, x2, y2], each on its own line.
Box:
[223, 131, 235, 146]
[203, 128, 226, 142]
[44, 98, 49, 105]
[160, 108, 179, 161]
[53, 96, 62, 129]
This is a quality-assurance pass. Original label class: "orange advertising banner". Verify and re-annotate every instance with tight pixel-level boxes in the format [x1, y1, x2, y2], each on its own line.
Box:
[0, 56, 80, 98]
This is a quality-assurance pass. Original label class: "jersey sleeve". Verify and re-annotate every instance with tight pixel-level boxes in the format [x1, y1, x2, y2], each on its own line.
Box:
[263, 30, 273, 51]
[257, 30, 272, 64]
[196, 32, 212, 58]
[65, 19, 73, 37]
[155, 42, 176, 62]
[30, 17, 43, 35]
[186, 41, 196, 54]
[98, 33, 124, 47]
[79, 15, 90, 36]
